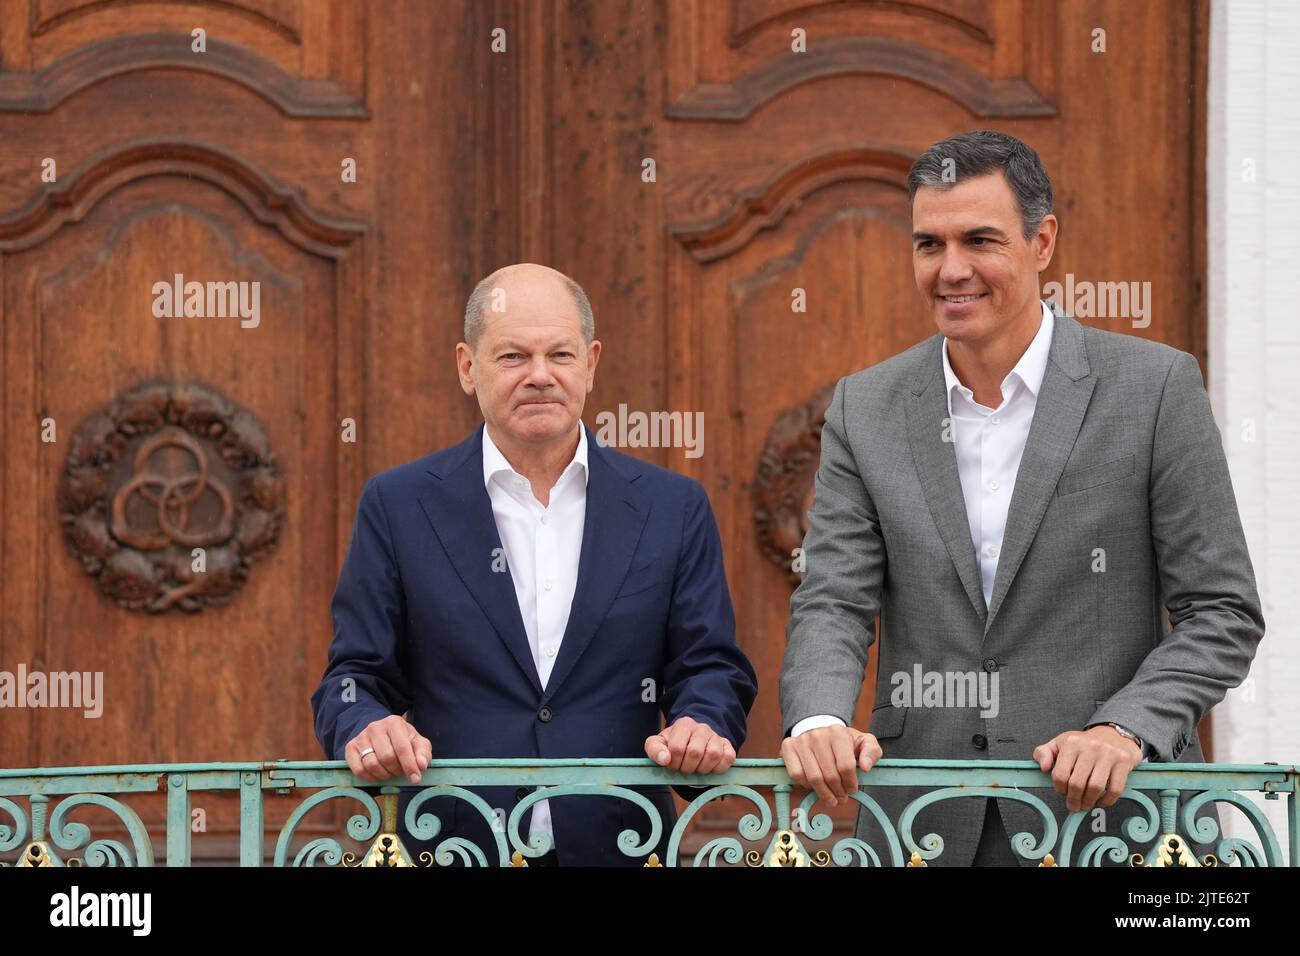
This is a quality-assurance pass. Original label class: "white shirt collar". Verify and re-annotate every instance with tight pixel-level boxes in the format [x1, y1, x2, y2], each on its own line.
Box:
[482, 422, 589, 491]
[941, 299, 1054, 416]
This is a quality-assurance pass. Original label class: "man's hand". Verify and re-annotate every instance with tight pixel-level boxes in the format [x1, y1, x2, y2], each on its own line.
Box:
[1033, 725, 1143, 812]
[644, 716, 736, 774]
[780, 725, 882, 809]
[346, 715, 432, 784]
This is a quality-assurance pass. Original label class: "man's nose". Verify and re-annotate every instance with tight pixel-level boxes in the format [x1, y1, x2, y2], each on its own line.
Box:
[938, 248, 974, 286]
[523, 357, 557, 386]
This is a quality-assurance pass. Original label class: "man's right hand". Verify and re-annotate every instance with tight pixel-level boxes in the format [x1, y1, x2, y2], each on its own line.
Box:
[780, 725, 882, 808]
[345, 715, 432, 784]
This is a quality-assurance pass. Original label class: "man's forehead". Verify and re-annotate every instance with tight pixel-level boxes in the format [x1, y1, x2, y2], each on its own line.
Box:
[481, 314, 582, 344]
[913, 186, 1018, 232]
[914, 173, 1016, 213]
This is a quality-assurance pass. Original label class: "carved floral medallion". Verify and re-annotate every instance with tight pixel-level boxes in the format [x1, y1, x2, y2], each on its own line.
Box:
[58, 381, 284, 612]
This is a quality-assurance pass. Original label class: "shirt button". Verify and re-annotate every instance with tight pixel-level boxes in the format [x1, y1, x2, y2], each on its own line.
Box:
[540, 514, 547, 525]
[990, 416, 1000, 424]
[544, 580, 552, 591]
[987, 545, 999, 557]
[545, 646, 557, 658]
[988, 480, 999, 491]
[514, 477, 525, 487]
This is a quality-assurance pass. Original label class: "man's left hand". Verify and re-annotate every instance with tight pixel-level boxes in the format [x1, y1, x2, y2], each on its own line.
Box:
[645, 716, 735, 774]
[1033, 725, 1144, 812]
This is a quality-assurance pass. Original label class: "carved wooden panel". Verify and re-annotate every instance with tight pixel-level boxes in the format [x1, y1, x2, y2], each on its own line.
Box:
[32, 0, 303, 39]
[0, 1, 366, 116]
[730, 0, 996, 44]
[59, 381, 285, 613]
[0, 136, 365, 769]
[665, 0, 1056, 121]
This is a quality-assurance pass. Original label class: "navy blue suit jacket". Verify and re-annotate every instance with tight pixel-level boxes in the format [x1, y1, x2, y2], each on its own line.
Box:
[310, 422, 758, 865]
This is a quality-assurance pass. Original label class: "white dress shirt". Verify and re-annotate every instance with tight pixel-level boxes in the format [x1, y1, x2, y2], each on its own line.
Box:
[791, 302, 1053, 739]
[943, 299, 1054, 610]
[482, 423, 588, 848]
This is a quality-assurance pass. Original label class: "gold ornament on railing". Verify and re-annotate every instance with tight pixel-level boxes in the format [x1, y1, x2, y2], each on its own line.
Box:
[1129, 833, 1218, 867]
[751, 829, 809, 866]
[344, 792, 416, 867]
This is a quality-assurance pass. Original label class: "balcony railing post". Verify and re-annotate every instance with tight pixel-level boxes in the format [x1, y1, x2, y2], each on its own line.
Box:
[1289, 774, 1298, 867]
[240, 771, 264, 867]
[166, 773, 189, 867]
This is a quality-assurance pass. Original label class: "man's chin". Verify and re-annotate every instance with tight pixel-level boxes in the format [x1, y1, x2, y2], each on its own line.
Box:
[934, 307, 993, 339]
[935, 314, 977, 337]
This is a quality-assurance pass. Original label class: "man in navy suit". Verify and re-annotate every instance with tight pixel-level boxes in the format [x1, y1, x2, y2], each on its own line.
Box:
[311, 262, 757, 866]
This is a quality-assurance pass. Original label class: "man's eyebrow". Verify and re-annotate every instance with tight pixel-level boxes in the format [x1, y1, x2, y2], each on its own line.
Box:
[911, 226, 1008, 242]
[494, 338, 578, 352]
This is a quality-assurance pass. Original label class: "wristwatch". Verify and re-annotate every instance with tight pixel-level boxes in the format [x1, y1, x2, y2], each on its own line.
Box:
[1106, 722, 1145, 756]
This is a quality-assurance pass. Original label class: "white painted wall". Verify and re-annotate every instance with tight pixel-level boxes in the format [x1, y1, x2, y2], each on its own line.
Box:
[1206, 0, 1299, 865]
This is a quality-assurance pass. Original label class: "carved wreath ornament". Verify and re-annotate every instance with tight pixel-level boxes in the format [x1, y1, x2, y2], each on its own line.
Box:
[753, 383, 836, 586]
[58, 381, 285, 613]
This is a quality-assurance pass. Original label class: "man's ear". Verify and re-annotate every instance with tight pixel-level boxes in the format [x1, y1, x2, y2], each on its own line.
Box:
[586, 339, 601, 392]
[455, 342, 476, 395]
[1034, 214, 1059, 272]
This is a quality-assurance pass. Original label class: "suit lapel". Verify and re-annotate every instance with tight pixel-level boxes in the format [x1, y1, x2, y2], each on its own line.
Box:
[982, 305, 1094, 636]
[417, 424, 542, 695]
[542, 423, 650, 702]
[906, 348, 988, 625]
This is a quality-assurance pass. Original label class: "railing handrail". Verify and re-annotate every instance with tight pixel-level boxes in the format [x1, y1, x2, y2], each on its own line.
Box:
[3, 757, 1295, 776]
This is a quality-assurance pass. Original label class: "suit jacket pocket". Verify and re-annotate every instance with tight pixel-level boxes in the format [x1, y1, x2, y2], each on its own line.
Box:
[869, 703, 907, 741]
[614, 559, 670, 599]
[1057, 454, 1134, 496]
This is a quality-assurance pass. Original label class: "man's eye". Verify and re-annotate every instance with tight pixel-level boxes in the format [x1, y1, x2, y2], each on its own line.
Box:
[970, 237, 988, 246]
[916, 241, 936, 250]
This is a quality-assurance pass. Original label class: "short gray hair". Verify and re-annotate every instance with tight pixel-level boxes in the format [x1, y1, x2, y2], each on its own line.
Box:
[907, 130, 1053, 239]
[463, 268, 595, 351]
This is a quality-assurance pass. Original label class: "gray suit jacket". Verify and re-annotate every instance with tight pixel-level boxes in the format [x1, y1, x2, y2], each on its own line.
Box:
[780, 301, 1265, 866]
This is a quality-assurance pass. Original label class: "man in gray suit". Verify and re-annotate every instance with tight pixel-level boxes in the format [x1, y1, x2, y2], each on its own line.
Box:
[779, 130, 1265, 866]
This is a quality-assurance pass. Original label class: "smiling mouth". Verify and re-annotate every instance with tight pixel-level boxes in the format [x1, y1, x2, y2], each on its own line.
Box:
[939, 293, 987, 303]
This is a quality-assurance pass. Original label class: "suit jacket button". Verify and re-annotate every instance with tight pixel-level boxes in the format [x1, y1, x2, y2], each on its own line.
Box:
[515, 787, 531, 801]
[538, 706, 553, 722]
[972, 733, 988, 750]
[982, 658, 999, 673]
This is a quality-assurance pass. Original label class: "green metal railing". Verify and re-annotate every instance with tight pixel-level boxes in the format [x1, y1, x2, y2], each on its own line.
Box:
[1, 759, 1295, 866]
